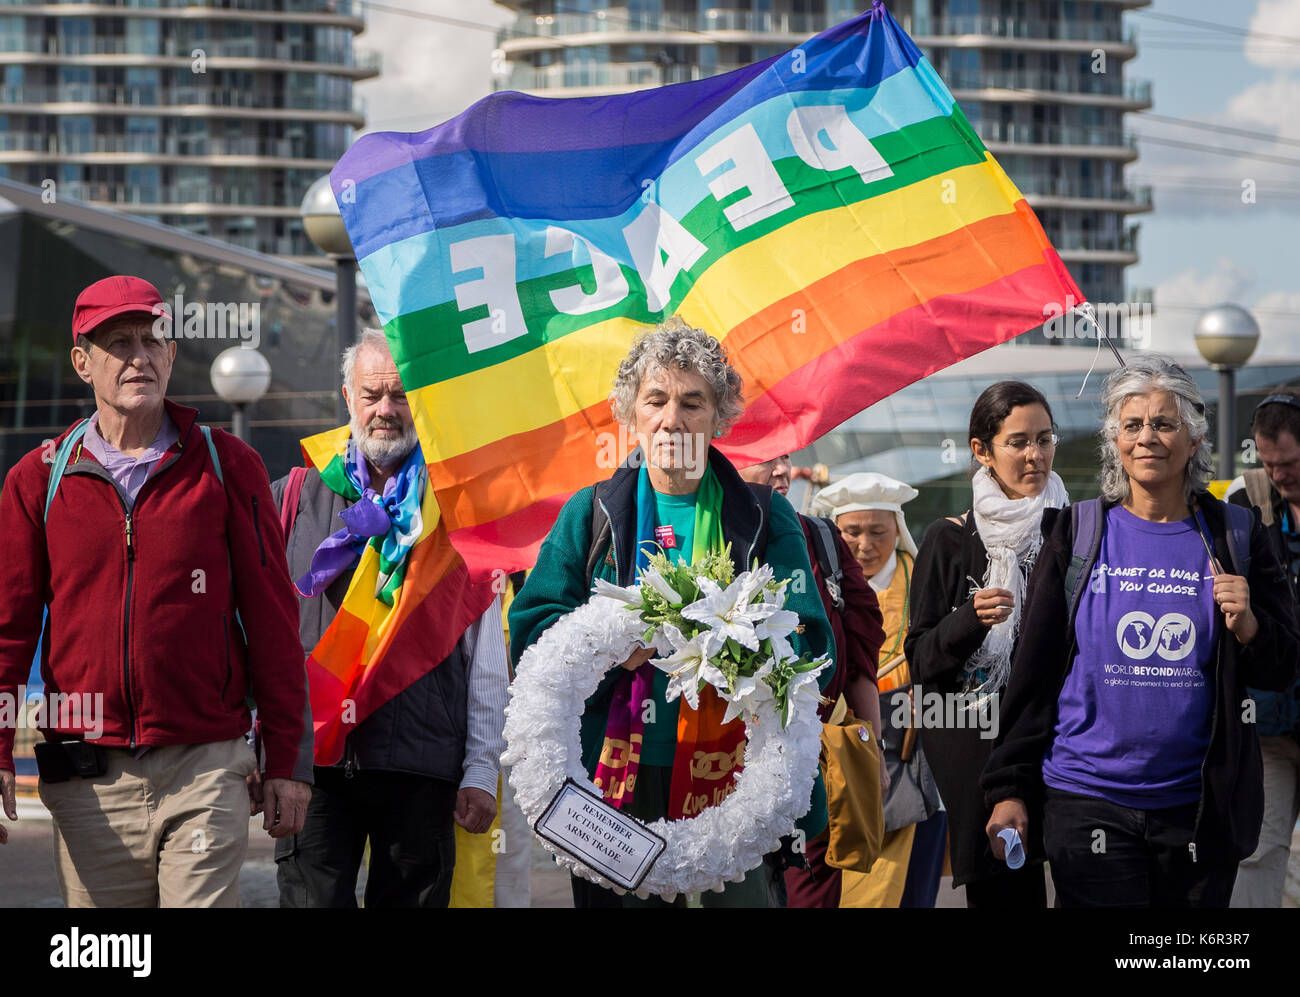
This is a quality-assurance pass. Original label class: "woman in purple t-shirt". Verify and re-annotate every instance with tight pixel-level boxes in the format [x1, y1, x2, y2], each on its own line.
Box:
[983, 355, 1300, 907]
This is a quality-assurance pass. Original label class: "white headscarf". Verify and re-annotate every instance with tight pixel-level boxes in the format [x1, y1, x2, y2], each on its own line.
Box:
[962, 465, 1069, 702]
[809, 472, 919, 557]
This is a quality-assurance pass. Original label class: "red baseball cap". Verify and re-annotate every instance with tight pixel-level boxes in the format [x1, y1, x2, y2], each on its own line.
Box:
[71, 276, 170, 345]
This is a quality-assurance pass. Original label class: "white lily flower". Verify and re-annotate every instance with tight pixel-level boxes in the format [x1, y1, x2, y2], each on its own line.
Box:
[783, 658, 831, 724]
[641, 566, 683, 604]
[764, 630, 796, 663]
[681, 574, 771, 652]
[592, 577, 645, 609]
[755, 607, 800, 640]
[652, 631, 721, 710]
[719, 661, 774, 725]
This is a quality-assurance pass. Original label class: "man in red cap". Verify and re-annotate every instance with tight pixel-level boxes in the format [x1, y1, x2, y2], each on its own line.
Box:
[0, 275, 312, 907]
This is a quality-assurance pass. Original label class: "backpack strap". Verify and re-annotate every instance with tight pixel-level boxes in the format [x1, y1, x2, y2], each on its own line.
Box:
[585, 481, 612, 582]
[280, 465, 309, 540]
[1243, 469, 1276, 528]
[43, 419, 91, 521]
[803, 514, 844, 609]
[199, 424, 223, 484]
[743, 482, 774, 569]
[1218, 499, 1254, 578]
[197, 425, 254, 707]
[1064, 499, 1103, 618]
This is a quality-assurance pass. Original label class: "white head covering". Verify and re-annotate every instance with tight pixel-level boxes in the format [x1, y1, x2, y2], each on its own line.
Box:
[809, 471, 919, 557]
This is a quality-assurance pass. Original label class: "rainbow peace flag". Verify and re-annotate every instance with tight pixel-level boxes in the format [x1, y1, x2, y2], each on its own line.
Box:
[331, 2, 1081, 577]
[299, 426, 495, 764]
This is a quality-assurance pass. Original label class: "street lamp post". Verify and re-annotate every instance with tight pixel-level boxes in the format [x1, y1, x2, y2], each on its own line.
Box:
[301, 174, 357, 426]
[210, 346, 272, 442]
[1194, 304, 1261, 480]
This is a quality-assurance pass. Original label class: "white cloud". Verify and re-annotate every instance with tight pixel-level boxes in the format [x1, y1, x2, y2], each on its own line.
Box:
[1249, 289, 1300, 358]
[1245, 0, 1300, 69]
[1143, 261, 1300, 359]
[1222, 74, 1300, 137]
[354, 0, 512, 137]
[1146, 258, 1255, 353]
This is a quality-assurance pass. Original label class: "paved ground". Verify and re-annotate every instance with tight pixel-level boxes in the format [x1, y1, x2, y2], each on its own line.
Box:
[3, 797, 1297, 907]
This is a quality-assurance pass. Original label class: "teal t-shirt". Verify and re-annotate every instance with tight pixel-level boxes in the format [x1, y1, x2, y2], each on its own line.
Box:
[641, 488, 698, 765]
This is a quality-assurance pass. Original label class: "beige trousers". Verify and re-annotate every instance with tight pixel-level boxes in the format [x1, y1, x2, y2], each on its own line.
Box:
[38, 737, 256, 908]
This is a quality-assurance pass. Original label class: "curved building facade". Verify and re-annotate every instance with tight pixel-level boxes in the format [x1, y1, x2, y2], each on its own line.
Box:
[492, 0, 1152, 332]
[0, 0, 378, 259]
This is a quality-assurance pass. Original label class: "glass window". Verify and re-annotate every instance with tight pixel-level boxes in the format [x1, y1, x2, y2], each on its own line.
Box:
[126, 165, 160, 203]
[126, 18, 160, 55]
[58, 115, 93, 155]
[58, 17, 92, 56]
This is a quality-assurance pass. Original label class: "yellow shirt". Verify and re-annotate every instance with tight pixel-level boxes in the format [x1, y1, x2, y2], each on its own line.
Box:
[875, 550, 912, 693]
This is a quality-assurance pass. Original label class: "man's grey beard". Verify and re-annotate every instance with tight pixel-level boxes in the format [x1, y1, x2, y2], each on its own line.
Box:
[351, 414, 419, 470]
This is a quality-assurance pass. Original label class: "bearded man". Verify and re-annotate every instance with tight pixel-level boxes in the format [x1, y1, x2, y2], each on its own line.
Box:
[271, 329, 509, 908]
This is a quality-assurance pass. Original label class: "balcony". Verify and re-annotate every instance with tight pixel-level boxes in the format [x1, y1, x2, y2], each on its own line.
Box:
[499, 8, 834, 45]
[0, 82, 361, 115]
[59, 180, 295, 209]
[975, 121, 1135, 149]
[498, 60, 762, 92]
[498, 8, 1134, 47]
[0, 0, 364, 16]
[947, 69, 1152, 104]
[1052, 230, 1138, 253]
[0, 35, 379, 74]
[1014, 176, 1153, 207]
[904, 14, 1134, 45]
[0, 131, 340, 160]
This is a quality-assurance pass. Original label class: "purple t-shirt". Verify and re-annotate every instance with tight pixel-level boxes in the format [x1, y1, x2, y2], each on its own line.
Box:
[1042, 504, 1218, 809]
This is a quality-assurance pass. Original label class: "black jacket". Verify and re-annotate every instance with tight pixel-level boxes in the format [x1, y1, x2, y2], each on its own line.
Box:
[981, 494, 1300, 865]
[906, 509, 1058, 885]
[1227, 477, 1300, 736]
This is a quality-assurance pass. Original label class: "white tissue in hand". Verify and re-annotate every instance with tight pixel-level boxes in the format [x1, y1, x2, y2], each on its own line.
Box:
[997, 827, 1025, 869]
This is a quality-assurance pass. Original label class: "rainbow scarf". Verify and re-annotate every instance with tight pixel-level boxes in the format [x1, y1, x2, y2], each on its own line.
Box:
[330, 2, 1082, 582]
[299, 426, 496, 764]
[593, 466, 745, 820]
[296, 440, 425, 605]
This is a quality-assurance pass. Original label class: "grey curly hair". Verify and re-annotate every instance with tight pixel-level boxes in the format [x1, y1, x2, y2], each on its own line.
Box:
[1098, 354, 1213, 505]
[609, 316, 744, 432]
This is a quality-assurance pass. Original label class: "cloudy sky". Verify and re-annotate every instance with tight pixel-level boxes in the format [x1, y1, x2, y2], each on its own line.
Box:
[352, 0, 1300, 359]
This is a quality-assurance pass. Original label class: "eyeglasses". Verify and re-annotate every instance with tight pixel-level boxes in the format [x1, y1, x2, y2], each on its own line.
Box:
[1118, 418, 1183, 441]
[994, 433, 1058, 455]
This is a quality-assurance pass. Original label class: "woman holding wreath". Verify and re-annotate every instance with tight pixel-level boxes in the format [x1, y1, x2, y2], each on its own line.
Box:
[508, 318, 833, 908]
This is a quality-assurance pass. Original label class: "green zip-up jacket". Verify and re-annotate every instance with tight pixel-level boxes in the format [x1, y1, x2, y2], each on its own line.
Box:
[508, 447, 834, 839]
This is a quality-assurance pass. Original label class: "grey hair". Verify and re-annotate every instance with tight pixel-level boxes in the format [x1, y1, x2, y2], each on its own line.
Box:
[609, 316, 744, 432]
[340, 328, 392, 394]
[1098, 353, 1213, 505]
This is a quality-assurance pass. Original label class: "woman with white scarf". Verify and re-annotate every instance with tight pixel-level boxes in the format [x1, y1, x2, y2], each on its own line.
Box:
[905, 381, 1069, 908]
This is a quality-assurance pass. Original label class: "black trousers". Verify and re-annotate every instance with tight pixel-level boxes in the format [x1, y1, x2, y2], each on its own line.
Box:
[276, 767, 458, 908]
[1043, 786, 1237, 908]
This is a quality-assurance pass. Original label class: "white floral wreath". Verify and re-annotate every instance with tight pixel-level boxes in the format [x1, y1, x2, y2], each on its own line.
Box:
[502, 566, 827, 902]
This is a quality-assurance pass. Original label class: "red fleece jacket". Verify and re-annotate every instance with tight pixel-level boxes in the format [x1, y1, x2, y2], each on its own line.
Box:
[0, 400, 308, 779]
